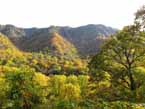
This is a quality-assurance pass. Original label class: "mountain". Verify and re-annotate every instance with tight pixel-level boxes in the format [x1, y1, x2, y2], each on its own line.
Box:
[0, 24, 117, 56]
[22, 32, 78, 58]
[0, 33, 23, 60]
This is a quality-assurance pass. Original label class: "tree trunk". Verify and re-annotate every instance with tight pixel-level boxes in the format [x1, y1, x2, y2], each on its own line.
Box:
[128, 68, 136, 91]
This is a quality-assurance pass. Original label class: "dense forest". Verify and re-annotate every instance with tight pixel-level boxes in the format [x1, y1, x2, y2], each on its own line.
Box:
[0, 5, 145, 109]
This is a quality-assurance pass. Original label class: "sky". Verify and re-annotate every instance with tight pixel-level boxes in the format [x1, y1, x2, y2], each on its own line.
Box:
[0, 0, 144, 29]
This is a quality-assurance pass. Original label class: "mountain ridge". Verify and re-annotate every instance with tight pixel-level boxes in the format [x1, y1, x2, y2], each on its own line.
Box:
[0, 24, 117, 56]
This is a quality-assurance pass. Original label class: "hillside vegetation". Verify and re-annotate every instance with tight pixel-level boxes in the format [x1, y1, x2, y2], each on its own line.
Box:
[0, 24, 116, 56]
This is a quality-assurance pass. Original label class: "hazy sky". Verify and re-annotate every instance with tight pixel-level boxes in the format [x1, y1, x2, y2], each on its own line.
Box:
[0, 0, 144, 29]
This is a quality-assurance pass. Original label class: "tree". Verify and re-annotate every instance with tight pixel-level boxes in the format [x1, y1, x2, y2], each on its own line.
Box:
[59, 83, 81, 108]
[89, 25, 145, 91]
[135, 5, 145, 30]
[5, 67, 42, 109]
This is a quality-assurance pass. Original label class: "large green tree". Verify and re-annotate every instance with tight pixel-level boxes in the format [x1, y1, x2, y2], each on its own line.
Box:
[89, 25, 145, 91]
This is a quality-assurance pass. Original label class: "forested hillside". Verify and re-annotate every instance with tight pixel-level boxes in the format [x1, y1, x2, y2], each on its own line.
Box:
[0, 24, 117, 56]
[0, 5, 145, 109]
